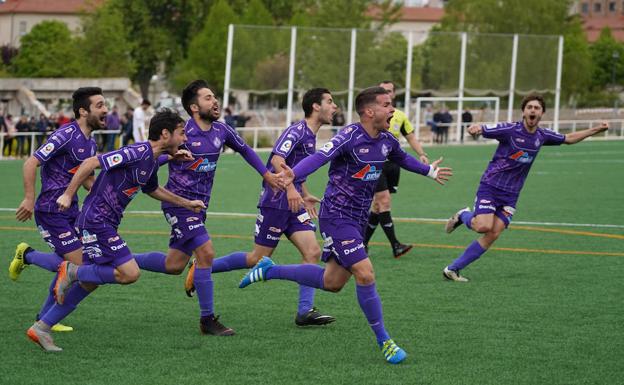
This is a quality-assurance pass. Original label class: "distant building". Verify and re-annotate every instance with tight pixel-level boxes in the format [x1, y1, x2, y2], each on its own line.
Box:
[369, 1, 446, 40]
[0, 0, 102, 47]
[572, 0, 624, 42]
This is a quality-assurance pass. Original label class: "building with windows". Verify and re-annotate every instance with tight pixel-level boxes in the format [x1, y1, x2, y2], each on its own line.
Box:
[573, 0, 624, 41]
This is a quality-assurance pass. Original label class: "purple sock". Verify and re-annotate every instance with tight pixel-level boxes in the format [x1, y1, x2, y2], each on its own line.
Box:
[265, 264, 325, 290]
[36, 274, 58, 320]
[194, 267, 214, 317]
[298, 285, 315, 315]
[134, 252, 168, 273]
[24, 249, 64, 272]
[448, 240, 487, 271]
[212, 251, 248, 273]
[460, 210, 474, 230]
[40, 283, 90, 327]
[77, 264, 117, 284]
[356, 283, 390, 345]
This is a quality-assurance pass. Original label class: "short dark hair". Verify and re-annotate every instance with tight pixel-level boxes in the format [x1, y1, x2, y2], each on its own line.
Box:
[141, 99, 151, 106]
[182, 79, 211, 116]
[72, 87, 103, 117]
[379, 80, 395, 90]
[521, 93, 546, 113]
[302, 88, 331, 117]
[355, 86, 389, 115]
[148, 108, 185, 141]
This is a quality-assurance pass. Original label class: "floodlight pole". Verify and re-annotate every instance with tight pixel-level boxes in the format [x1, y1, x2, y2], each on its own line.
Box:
[286, 26, 297, 128]
[553, 35, 564, 133]
[404, 31, 414, 137]
[223, 24, 234, 110]
[457, 32, 467, 143]
[347, 28, 357, 125]
[508, 34, 518, 122]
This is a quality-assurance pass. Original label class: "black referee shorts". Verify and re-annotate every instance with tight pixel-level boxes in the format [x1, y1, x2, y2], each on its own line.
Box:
[375, 161, 401, 194]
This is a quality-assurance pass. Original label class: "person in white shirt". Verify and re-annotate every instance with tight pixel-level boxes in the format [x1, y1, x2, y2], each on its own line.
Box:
[132, 99, 151, 143]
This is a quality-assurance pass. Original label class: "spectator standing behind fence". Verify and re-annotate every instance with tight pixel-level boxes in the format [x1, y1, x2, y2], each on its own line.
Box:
[57, 113, 70, 128]
[3, 114, 16, 156]
[432, 107, 442, 143]
[105, 106, 121, 152]
[120, 108, 133, 146]
[439, 107, 452, 144]
[35, 114, 51, 149]
[132, 99, 151, 143]
[16, 116, 32, 158]
[461, 108, 473, 143]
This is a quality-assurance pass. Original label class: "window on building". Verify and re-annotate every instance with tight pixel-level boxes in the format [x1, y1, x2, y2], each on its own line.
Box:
[609, 1, 616, 11]
[594, 2, 602, 12]
[18, 21, 27, 36]
[581, 2, 589, 13]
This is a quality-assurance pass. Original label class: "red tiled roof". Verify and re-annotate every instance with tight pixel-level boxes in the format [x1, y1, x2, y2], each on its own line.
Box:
[0, 0, 102, 15]
[369, 6, 445, 22]
[581, 15, 624, 42]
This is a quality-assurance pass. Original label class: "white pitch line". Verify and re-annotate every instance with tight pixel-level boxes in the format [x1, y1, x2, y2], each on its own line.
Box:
[1, 208, 623, 229]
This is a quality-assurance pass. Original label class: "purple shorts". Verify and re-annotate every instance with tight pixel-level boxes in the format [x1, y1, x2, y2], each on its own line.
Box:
[319, 217, 367, 269]
[79, 226, 133, 267]
[34, 211, 81, 255]
[473, 183, 519, 228]
[254, 207, 316, 248]
[163, 207, 210, 256]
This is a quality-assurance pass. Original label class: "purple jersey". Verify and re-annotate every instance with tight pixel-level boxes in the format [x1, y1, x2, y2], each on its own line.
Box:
[32, 122, 96, 216]
[292, 123, 431, 226]
[77, 142, 159, 229]
[258, 120, 316, 209]
[163, 119, 267, 210]
[480, 121, 565, 194]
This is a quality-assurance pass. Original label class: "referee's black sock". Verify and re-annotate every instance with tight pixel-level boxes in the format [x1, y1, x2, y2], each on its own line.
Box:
[364, 212, 380, 245]
[379, 211, 399, 246]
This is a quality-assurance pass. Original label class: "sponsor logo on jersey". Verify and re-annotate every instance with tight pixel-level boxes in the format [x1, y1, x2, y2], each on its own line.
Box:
[359, 148, 369, 154]
[266, 234, 280, 241]
[381, 144, 389, 157]
[343, 242, 364, 255]
[140, 170, 147, 175]
[186, 216, 199, 222]
[515, 138, 525, 143]
[297, 212, 311, 223]
[138, 146, 146, 152]
[352, 164, 382, 181]
[343, 126, 353, 134]
[213, 137, 222, 148]
[188, 157, 217, 172]
[279, 140, 292, 153]
[37, 225, 50, 238]
[39, 143, 55, 157]
[320, 141, 334, 153]
[110, 241, 127, 251]
[509, 150, 534, 164]
[61, 237, 78, 246]
[535, 138, 540, 146]
[108, 236, 120, 243]
[59, 231, 72, 239]
[105, 153, 123, 168]
[65, 127, 73, 133]
[122, 186, 140, 199]
[81, 230, 97, 244]
[479, 199, 491, 204]
[188, 223, 203, 231]
[341, 239, 356, 246]
[68, 165, 80, 174]
[78, 148, 85, 153]
[268, 227, 282, 233]
[84, 246, 103, 260]
[191, 141, 201, 147]
[165, 213, 178, 225]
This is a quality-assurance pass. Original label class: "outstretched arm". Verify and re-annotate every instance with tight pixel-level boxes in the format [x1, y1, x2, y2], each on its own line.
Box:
[564, 121, 609, 144]
[404, 132, 429, 164]
[147, 186, 206, 213]
[57, 156, 100, 211]
[16, 156, 40, 222]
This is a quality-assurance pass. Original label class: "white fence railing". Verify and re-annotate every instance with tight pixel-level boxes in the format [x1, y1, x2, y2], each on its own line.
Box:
[1, 119, 622, 159]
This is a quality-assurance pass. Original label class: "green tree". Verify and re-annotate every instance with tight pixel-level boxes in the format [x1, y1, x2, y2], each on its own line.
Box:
[10, 21, 82, 77]
[590, 27, 624, 89]
[422, 0, 592, 103]
[80, 3, 135, 77]
[172, 0, 237, 92]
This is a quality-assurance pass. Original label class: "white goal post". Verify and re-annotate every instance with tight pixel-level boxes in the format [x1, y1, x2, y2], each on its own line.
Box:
[414, 96, 500, 142]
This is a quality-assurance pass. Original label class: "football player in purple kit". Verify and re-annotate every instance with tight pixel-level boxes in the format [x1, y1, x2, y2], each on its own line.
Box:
[10, 87, 106, 333]
[131, 80, 285, 336]
[238, 86, 452, 364]
[26, 109, 206, 352]
[185, 88, 337, 327]
[442, 94, 609, 282]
